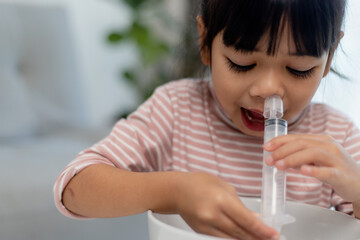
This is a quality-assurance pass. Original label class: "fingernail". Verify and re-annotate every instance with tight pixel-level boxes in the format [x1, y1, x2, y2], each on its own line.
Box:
[266, 155, 274, 165]
[302, 165, 312, 174]
[270, 233, 280, 240]
[271, 236, 279, 240]
[276, 160, 284, 169]
[263, 141, 272, 149]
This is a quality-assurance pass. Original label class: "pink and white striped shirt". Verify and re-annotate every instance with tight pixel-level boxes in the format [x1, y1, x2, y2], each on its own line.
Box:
[54, 78, 360, 219]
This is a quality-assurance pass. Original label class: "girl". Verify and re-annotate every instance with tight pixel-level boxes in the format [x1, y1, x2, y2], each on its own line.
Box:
[54, 0, 360, 239]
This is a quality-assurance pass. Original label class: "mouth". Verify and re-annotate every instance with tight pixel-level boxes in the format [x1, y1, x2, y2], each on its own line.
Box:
[240, 107, 265, 132]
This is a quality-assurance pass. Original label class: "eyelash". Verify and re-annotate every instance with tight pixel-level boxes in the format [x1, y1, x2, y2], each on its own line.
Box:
[226, 58, 256, 73]
[286, 67, 314, 79]
[226, 57, 314, 79]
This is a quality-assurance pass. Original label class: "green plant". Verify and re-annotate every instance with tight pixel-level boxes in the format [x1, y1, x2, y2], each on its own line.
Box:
[108, 0, 203, 118]
[108, 0, 173, 108]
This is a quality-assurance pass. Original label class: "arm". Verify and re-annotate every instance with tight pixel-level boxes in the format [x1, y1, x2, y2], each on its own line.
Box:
[62, 86, 176, 217]
[63, 164, 279, 240]
[62, 164, 179, 217]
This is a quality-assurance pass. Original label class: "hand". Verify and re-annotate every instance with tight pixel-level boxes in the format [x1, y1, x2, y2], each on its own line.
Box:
[174, 172, 279, 240]
[264, 134, 360, 202]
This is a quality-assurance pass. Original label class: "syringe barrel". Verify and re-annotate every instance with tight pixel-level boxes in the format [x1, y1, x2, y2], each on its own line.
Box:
[261, 118, 287, 223]
[264, 119, 287, 142]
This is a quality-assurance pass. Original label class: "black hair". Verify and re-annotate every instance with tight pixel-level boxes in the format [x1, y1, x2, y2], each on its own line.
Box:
[200, 0, 346, 57]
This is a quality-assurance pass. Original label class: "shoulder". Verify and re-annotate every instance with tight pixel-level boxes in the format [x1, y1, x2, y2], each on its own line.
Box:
[299, 103, 359, 142]
[136, 78, 208, 114]
[154, 78, 208, 101]
[157, 78, 208, 93]
[307, 103, 352, 124]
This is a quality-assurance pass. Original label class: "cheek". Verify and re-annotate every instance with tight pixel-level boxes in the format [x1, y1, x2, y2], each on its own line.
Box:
[211, 63, 242, 105]
[286, 79, 321, 119]
[212, 78, 240, 109]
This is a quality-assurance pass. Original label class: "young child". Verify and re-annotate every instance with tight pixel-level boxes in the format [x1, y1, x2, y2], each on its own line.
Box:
[54, 0, 360, 239]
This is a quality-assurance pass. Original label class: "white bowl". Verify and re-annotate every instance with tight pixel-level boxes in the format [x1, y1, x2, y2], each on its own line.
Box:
[148, 197, 360, 240]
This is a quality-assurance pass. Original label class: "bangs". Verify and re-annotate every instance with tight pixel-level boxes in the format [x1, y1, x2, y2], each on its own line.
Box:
[201, 0, 345, 57]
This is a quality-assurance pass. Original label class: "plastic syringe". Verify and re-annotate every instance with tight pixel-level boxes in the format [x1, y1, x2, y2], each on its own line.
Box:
[260, 95, 295, 233]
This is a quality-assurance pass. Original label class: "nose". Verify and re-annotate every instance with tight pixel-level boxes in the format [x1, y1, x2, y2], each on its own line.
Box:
[248, 68, 285, 100]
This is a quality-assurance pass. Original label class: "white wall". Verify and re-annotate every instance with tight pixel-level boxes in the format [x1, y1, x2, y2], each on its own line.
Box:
[0, 0, 141, 129]
[66, 0, 141, 127]
[312, 0, 360, 128]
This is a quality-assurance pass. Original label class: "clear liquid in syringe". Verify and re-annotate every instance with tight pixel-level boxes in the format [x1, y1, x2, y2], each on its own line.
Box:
[261, 95, 295, 233]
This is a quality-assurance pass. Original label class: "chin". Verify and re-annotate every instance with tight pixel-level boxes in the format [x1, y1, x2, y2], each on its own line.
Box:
[242, 129, 264, 138]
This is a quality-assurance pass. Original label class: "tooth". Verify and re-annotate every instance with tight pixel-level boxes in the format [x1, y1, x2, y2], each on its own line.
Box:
[245, 110, 252, 120]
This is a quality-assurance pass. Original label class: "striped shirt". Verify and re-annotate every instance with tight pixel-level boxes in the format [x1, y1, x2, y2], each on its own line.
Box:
[54, 78, 360, 219]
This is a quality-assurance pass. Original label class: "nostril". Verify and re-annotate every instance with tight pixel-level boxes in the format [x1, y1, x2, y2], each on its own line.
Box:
[248, 85, 285, 101]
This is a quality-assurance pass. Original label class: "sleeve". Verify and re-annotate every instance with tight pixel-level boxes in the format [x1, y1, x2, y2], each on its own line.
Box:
[53, 85, 174, 219]
[331, 120, 360, 215]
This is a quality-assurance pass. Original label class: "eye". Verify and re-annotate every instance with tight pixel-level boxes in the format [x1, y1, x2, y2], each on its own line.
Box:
[286, 67, 314, 79]
[226, 58, 256, 73]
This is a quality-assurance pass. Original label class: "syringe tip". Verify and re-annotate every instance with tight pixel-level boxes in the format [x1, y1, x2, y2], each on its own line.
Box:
[263, 95, 283, 119]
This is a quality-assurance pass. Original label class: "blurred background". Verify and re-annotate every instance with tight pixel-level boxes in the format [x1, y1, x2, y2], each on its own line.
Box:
[0, 0, 359, 239]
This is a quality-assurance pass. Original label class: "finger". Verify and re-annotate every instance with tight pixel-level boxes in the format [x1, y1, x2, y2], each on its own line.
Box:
[265, 139, 308, 166]
[183, 214, 234, 239]
[264, 134, 329, 152]
[198, 225, 235, 239]
[274, 148, 335, 171]
[267, 138, 334, 166]
[210, 213, 262, 240]
[301, 165, 340, 184]
[187, 209, 265, 240]
[223, 199, 279, 240]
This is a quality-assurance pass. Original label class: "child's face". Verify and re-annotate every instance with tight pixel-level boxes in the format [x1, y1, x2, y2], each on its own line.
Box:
[201, 26, 333, 137]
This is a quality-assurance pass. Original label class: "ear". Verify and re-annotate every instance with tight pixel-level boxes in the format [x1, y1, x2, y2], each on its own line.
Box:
[323, 31, 344, 77]
[197, 16, 211, 66]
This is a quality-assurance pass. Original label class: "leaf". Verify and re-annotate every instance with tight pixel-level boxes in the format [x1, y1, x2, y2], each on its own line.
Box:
[130, 22, 150, 45]
[107, 32, 126, 43]
[140, 41, 169, 65]
[122, 70, 137, 86]
[126, 22, 169, 64]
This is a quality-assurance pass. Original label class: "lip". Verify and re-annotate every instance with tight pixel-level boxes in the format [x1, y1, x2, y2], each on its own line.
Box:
[241, 108, 265, 132]
[248, 108, 264, 118]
